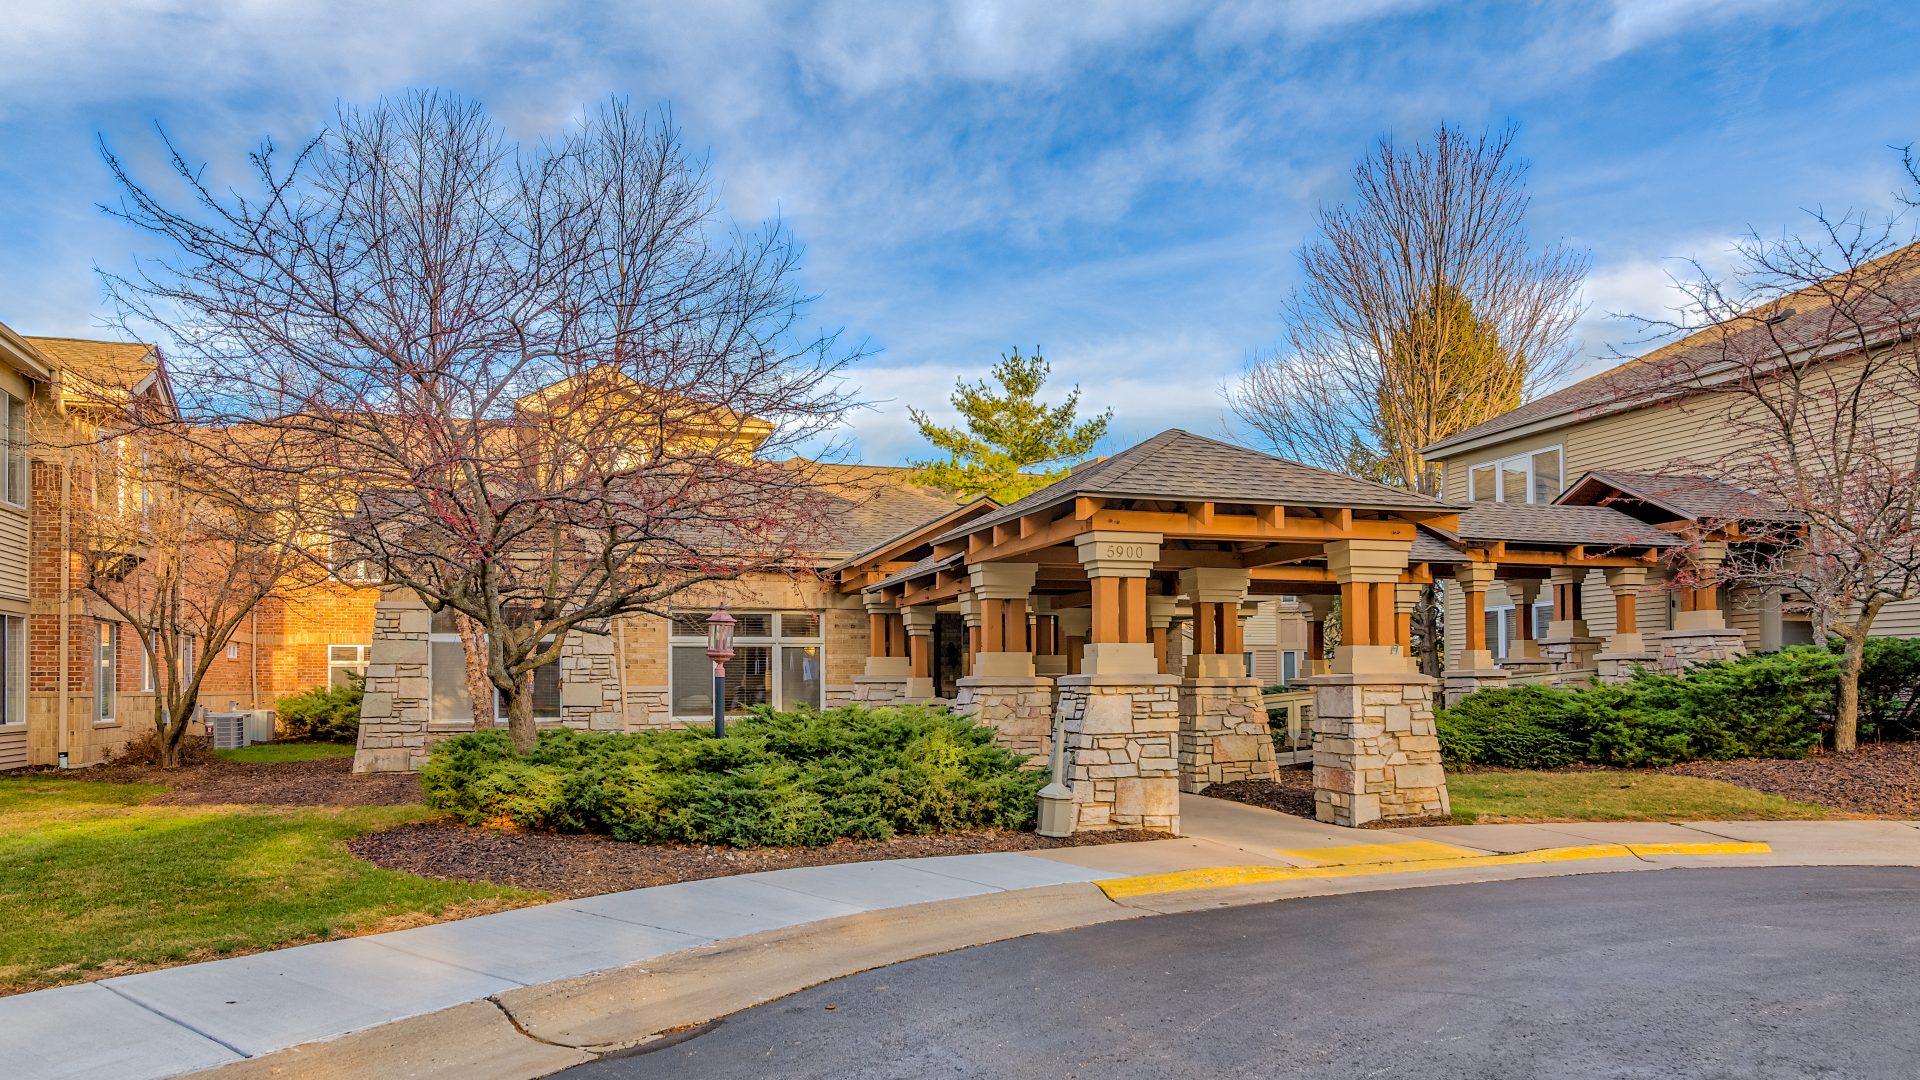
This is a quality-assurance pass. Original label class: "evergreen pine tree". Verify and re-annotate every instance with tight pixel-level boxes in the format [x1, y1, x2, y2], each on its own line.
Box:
[908, 348, 1112, 503]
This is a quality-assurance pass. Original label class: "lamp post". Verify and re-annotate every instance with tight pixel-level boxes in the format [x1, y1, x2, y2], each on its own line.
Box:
[705, 609, 736, 736]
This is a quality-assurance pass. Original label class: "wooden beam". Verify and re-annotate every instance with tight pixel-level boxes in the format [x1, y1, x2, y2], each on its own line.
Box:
[1088, 508, 1414, 543]
[959, 511, 1085, 563]
[1256, 505, 1285, 530]
[1186, 501, 1215, 530]
[1247, 566, 1336, 583]
[1236, 543, 1323, 569]
[1074, 497, 1105, 521]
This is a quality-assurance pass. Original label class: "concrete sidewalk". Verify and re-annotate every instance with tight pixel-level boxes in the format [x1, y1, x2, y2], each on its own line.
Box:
[4, 797, 1917, 1080]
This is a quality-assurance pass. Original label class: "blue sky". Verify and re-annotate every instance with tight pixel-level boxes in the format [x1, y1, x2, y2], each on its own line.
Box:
[3, 1, 1918, 464]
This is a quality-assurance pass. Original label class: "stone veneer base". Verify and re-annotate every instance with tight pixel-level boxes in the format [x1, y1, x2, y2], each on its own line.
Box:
[1440, 667, 1509, 706]
[1651, 628, 1749, 674]
[954, 675, 1056, 763]
[1177, 676, 1278, 793]
[1053, 674, 1181, 834]
[850, 676, 910, 706]
[1306, 672, 1449, 827]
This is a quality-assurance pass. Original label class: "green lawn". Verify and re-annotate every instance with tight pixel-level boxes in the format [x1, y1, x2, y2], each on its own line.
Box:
[0, 778, 537, 994]
[213, 742, 356, 764]
[1446, 770, 1837, 825]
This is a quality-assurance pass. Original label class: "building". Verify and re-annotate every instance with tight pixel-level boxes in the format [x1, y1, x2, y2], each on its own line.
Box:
[0, 327, 381, 770]
[1420, 243, 1920, 678]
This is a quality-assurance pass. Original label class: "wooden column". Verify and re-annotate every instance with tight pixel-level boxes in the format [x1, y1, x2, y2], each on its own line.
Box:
[1369, 583, 1394, 650]
[868, 611, 888, 658]
[1463, 585, 1486, 652]
[1614, 589, 1636, 632]
[1340, 581, 1373, 647]
[909, 627, 931, 678]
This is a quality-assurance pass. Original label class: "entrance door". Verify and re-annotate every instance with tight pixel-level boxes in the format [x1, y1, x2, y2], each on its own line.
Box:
[933, 612, 966, 699]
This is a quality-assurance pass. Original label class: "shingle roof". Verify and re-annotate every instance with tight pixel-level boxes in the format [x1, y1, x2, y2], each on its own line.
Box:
[809, 463, 959, 559]
[863, 552, 962, 593]
[23, 336, 158, 401]
[1424, 239, 1920, 456]
[1456, 502, 1679, 550]
[826, 496, 998, 574]
[938, 429, 1455, 544]
[1556, 469, 1800, 524]
[1411, 527, 1469, 564]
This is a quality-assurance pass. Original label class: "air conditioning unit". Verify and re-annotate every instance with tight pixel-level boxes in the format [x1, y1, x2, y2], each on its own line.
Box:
[243, 710, 277, 745]
[209, 712, 249, 750]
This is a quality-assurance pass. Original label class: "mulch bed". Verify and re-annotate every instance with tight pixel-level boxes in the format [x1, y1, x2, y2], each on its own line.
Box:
[349, 822, 1166, 898]
[1203, 773, 1315, 818]
[1667, 742, 1920, 817]
[53, 755, 422, 807]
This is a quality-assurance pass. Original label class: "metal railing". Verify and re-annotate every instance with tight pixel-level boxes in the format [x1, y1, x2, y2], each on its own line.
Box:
[1262, 688, 1316, 765]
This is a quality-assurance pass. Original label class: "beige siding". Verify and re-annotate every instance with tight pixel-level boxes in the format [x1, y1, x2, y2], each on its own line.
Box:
[0, 505, 27, 604]
[0, 727, 24, 771]
[1435, 354, 1920, 655]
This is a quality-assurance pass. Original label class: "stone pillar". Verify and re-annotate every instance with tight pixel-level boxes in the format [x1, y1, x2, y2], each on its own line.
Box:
[1540, 567, 1601, 674]
[1393, 582, 1423, 656]
[353, 596, 432, 774]
[1654, 541, 1746, 671]
[1596, 566, 1655, 683]
[1308, 539, 1448, 827]
[1301, 594, 1334, 676]
[1440, 562, 1507, 703]
[955, 562, 1053, 758]
[1149, 593, 1177, 676]
[1031, 597, 1068, 677]
[1051, 531, 1179, 833]
[558, 624, 624, 730]
[901, 606, 937, 700]
[853, 596, 911, 704]
[1175, 568, 1275, 792]
[958, 590, 980, 678]
[1055, 607, 1089, 676]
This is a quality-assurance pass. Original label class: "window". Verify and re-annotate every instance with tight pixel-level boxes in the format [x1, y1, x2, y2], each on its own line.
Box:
[669, 609, 824, 717]
[424, 612, 560, 724]
[0, 393, 24, 506]
[0, 616, 22, 725]
[227, 642, 240, 660]
[142, 632, 156, 692]
[1278, 650, 1302, 686]
[1485, 602, 1550, 658]
[180, 635, 195, 679]
[328, 644, 370, 688]
[1468, 447, 1562, 504]
[96, 623, 118, 722]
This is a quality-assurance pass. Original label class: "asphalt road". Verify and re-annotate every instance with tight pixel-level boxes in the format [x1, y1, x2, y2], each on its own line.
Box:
[556, 867, 1920, 1079]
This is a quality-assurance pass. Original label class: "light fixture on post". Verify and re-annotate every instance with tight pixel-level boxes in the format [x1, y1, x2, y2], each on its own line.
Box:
[705, 609, 736, 736]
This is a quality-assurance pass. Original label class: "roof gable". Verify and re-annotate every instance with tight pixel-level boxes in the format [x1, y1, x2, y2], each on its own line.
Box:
[940, 429, 1455, 543]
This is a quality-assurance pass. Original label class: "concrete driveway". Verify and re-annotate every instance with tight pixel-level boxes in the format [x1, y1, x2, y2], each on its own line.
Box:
[558, 866, 1920, 1080]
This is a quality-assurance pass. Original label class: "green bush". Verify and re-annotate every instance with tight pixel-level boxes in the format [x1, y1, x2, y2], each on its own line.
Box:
[274, 675, 364, 742]
[1440, 647, 1837, 769]
[420, 704, 1049, 847]
[1854, 636, 1920, 742]
[1436, 685, 1585, 768]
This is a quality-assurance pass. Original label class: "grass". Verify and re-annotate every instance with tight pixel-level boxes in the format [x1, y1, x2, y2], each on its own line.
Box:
[213, 742, 356, 764]
[1446, 770, 1838, 825]
[0, 777, 538, 995]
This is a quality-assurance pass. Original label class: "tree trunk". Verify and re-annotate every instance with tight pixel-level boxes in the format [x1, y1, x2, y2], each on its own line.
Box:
[154, 698, 180, 769]
[456, 614, 496, 730]
[505, 675, 538, 754]
[1835, 630, 1866, 753]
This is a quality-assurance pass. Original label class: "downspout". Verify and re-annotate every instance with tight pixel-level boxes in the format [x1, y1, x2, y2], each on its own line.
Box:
[615, 615, 633, 731]
[56, 445, 70, 768]
[249, 608, 258, 709]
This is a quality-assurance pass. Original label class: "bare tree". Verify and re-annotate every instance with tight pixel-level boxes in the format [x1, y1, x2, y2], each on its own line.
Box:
[1634, 188, 1920, 752]
[70, 423, 316, 767]
[1229, 122, 1588, 494]
[99, 92, 859, 753]
[1230, 123, 1588, 673]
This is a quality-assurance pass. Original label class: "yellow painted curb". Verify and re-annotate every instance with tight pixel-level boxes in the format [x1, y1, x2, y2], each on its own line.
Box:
[1626, 841, 1772, 857]
[1095, 839, 1774, 900]
[1277, 840, 1484, 865]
